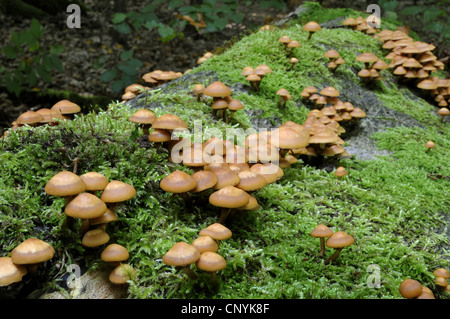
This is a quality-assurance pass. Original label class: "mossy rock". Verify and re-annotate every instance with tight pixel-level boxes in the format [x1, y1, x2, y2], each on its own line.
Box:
[0, 2, 449, 300]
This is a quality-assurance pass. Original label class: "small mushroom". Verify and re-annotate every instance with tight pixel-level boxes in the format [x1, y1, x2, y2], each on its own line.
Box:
[81, 228, 110, 248]
[100, 180, 136, 212]
[101, 243, 130, 266]
[425, 141, 436, 153]
[310, 224, 334, 256]
[196, 251, 227, 289]
[334, 166, 347, 179]
[162, 242, 200, 279]
[324, 231, 354, 264]
[209, 186, 249, 223]
[160, 170, 197, 205]
[109, 263, 137, 285]
[398, 278, 423, 299]
[303, 21, 321, 40]
[10, 238, 55, 273]
[0, 257, 27, 287]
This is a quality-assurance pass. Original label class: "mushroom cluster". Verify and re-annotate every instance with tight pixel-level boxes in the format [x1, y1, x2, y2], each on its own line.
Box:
[355, 52, 388, 81]
[1, 99, 81, 139]
[374, 28, 449, 108]
[162, 222, 230, 289]
[241, 64, 272, 91]
[44, 170, 136, 285]
[342, 16, 380, 36]
[324, 49, 346, 72]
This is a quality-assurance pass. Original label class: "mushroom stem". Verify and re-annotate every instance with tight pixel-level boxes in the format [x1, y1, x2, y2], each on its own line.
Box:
[325, 248, 343, 264]
[226, 111, 235, 124]
[319, 238, 326, 256]
[177, 265, 198, 279]
[210, 271, 219, 289]
[218, 208, 232, 224]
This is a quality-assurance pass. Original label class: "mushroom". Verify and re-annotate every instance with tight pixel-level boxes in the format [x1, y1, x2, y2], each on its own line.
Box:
[0, 257, 27, 287]
[81, 228, 110, 248]
[226, 99, 245, 124]
[191, 236, 219, 254]
[160, 170, 197, 205]
[128, 109, 157, 135]
[64, 192, 108, 234]
[196, 251, 227, 289]
[334, 166, 347, 179]
[324, 231, 354, 264]
[303, 21, 321, 40]
[79, 172, 109, 196]
[162, 242, 200, 279]
[109, 263, 137, 285]
[209, 186, 249, 223]
[50, 100, 81, 119]
[437, 107, 449, 122]
[276, 88, 291, 108]
[45, 171, 86, 206]
[398, 278, 423, 299]
[425, 141, 436, 153]
[101, 243, 130, 266]
[16, 111, 44, 127]
[192, 84, 205, 102]
[10, 238, 55, 273]
[100, 180, 136, 212]
[199, 223, 232, 244]
[191, 170, 218, 194]
[310, 224, 334, 256]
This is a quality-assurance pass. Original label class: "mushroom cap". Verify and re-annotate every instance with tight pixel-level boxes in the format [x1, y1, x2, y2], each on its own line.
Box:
[148, 129, 172, 143]
[238, 193, 260, 211]
[228, 99, 245, 111]
[276, 88, 291, 98]
[358, 69, 372, 78]
[101, 244, 130, 263]
[311, 224, 334, 238]
[398, 279, 423, 299]
[129, 109, 157, 125]
[192, 84, 205, 94]
[80, 172, 109, 191]
[356, 52, 378, 63]
[435, 276, 448, 287]
[326, 231, 354, 248]
[211, 168, 240, 190]
[100, 180, 136, 203]
[0, 257, 27, 287]
[36, 108, 60, 124]
[45, 171, 86, 197]
[249, 163, 281, 184]
[270, 126, 310, 150]
[163, 242, 201, 267]
[82, 228, 110, 247]
[16, 111, 44, 125]
[334, 166, 348, 177]
[199, 223, 232, 241]
[65, 192, 108, 219]
[160, 170, 197, 193]
[278, 35, 291, 44]
[109, 263, 137, 284]
[349, 107, 366, 119]
[89, 208, 118, 226]
[425, 141, 436, 149]
[437, 107, 450, 116]
[125, 83, 146, 94]
[209, 185, 249, 208]
[417, 79, 438, 90]
[402, 58, 422, 68]
[11, 238, 55, 264]
[236, 170, 267, 192]
[203, 81, 232, 98]
[211, 98, 229, 110]
[342, 17, 357, 26]
[303, 21, 321, 32]
[196, 252, 227, 272]
[191, 236, 219, 254]
[151, 114, 187, 131]
[320, 86, 340, 97]
[190, 171, 218, 193]
[287, 40, 301, 48]
[51, 100, 81, 115]
[308, 129, 339, 145]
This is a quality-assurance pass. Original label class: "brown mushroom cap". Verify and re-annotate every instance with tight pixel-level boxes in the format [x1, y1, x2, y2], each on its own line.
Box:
[356, 52, 379, 63]
[51, 100, 81, 115]
[398, 278, 423, 299]
[311, 224, 334, 238]
[249, 163, 280, 184]
[324, 50, 340, 60]
[209, 185, 249, 208]
[160, 170, 197, 193]
[334, 166, 348, 178]
[199, 223, 232, 241]
[148, 129, 172, 143]
[228, 99, 245, 111]
[203, 81, 232, 98]
[425, 141, 436, 149]
[0, 257, 27, 286]
[16, 111, 44, 125]
[163, 242, 201, 267]
[303, 21, 321, 32]
[11, 238, 55, 265]
[326, 231, 354, 249]
[271, 126, 310, 150]
[196, 252, 227, 272]
[45, 171, 86, 197]
[81, 228, 110, 247]
[109, 263, 137, 284]
[65, 192, 108, 219]
[151, 114, 187, 131]
[129, 109, 157, 125]
[191, 236, 219, 254]
[235, 170, 267, 192]
[433, 268, 450, 279]
[80, 172, 109, 192]
[100, 181, 136, 203]
[238, 193, 260, 211]
[191, 170, 218, 193]
[101, 243, 130, 263]
[89, 208, 118, 226]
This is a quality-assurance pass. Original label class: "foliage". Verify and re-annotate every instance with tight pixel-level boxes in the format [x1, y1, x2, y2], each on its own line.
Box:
[0, 18, 64, 96]
[112, 0, 286, 42]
